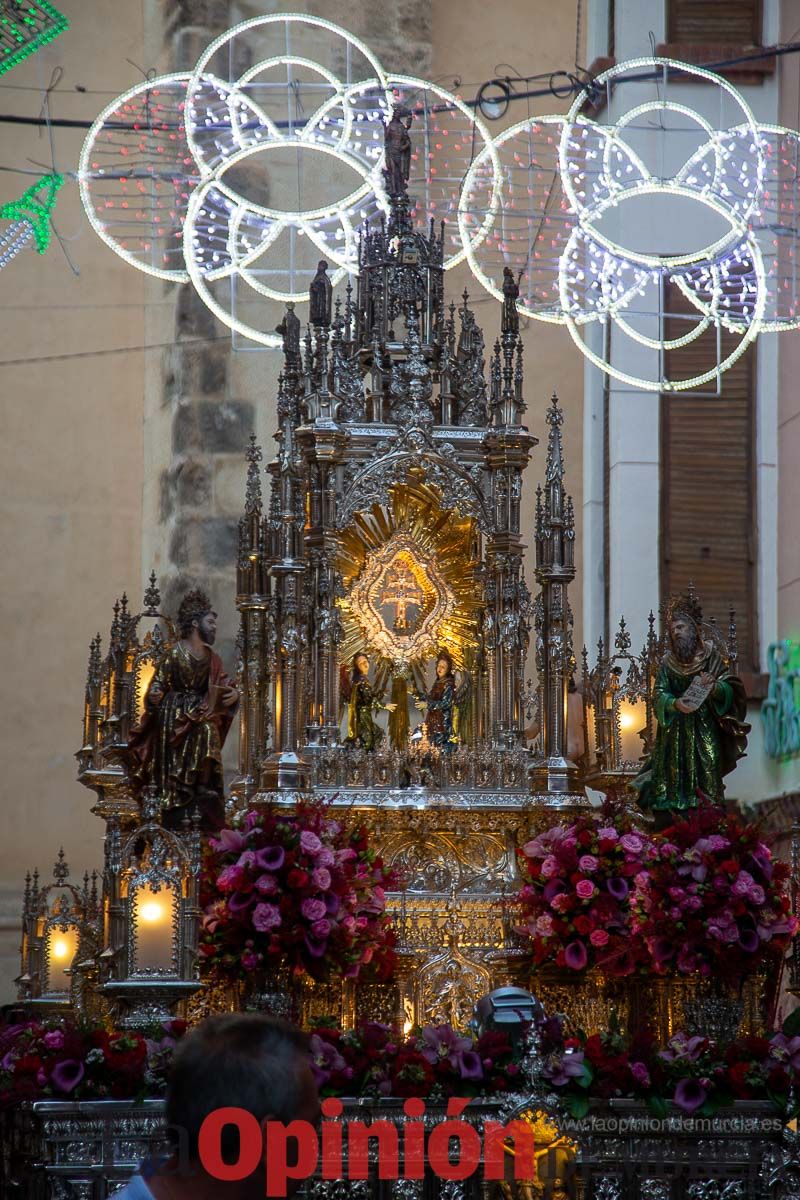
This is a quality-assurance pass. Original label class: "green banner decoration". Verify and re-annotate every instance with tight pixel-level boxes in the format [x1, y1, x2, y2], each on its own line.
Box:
[762, 640, 800, 759]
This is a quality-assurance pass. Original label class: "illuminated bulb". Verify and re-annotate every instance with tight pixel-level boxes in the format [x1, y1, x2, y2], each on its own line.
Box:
[52, 938, 71, 960]
[139, 901, 163, 923]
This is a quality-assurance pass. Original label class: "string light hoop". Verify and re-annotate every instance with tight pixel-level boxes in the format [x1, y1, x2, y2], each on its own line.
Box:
[458, 114, 576, 324]
[78, 73, 199, 282]
[558, 56, 770, 391]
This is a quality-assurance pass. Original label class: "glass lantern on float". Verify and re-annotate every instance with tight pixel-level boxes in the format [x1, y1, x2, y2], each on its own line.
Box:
[76, 572, 176, 828]
[100, 789, 203, 1028]
[16, 850, 99, 1012]
[581, 615, 660, 798]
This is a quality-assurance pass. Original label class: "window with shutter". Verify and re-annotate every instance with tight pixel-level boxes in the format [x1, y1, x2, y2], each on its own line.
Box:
[667, 0, 762, 46]
[659, 284, 758, 671]
[659, 0, 772, 83]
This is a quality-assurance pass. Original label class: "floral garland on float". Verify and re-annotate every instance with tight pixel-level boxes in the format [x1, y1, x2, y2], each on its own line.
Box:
[199, 801, 398, 985]
[516, 802, 796, 985]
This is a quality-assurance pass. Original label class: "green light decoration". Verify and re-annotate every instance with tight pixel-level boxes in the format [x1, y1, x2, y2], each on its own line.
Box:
[0, 0, 68, 77]
[762, 640, 800, 759]
[0, 172, 63, 267]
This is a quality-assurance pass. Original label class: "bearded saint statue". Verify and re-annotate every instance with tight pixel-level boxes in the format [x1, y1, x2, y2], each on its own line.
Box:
[127, 588, 239, 831]
[633, 593, 750, 814]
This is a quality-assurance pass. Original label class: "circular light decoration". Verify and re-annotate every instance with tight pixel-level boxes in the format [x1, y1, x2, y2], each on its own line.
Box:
[80, 31, 800, 375]
[460, 55, 800, 392]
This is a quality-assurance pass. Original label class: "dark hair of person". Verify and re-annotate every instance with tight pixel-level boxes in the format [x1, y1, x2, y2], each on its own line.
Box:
[165, 1014, 311, 1159]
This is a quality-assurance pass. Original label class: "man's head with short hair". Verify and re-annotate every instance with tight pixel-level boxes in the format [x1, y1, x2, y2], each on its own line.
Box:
[162, 1013, 319, 1199]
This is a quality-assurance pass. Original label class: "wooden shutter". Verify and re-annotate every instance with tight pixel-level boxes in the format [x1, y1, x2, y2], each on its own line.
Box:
[660, 284, 758, 671]
[667, 0, 762, 45]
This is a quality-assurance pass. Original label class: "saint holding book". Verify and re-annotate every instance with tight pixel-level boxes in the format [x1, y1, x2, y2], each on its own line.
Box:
[633, 593, 750, 814]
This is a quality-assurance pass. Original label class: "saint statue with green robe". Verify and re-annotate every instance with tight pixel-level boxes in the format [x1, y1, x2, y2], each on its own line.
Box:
[633, 594, 750, 813]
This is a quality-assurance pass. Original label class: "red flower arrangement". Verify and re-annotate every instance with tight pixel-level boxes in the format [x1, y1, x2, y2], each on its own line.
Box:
[0, 1018, 186, 1107]
[540, 1009, 800, 1119]
[630, 803, 797, 980]
[200, 802, 398, 983]
[307, 1020, 522, 1099]
[517, 813, 651, 977]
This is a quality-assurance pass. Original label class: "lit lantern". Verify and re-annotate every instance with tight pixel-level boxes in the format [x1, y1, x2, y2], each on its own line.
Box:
[101, 791, 203, 1028]
[581, 616, 660, 794]
[17, 850, 99, 1012]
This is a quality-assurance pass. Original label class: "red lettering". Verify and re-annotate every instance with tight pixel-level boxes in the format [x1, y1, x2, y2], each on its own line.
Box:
[427, 1110, 481, 1181]
[483, 1120, 536, 1180]
[197, 1107, 262, 1182]
[348, 1119, 400, 1180]
[321, 1098, 343, 1180]
[264, 1120, 319, 1197]
[402, 1099, 426, 1178]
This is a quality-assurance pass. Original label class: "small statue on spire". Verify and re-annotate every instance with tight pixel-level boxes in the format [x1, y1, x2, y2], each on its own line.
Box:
[309, 261, 333, 328]
[501, 266, 520, 335]
[275, 300, 301, 360]
[383, 103, 413, 197]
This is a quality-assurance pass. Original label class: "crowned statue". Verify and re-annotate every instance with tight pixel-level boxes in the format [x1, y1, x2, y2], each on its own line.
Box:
[633, 592, 750, 815]
[126, 588, 239, 831]
[340, 652, 397, 752]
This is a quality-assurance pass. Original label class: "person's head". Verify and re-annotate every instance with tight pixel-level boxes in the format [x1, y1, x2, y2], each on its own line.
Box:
[177, 589, 217, 645]
[435, 650, 454, 679]
[353, 652, 369, 679]
[669, 613, 700, 663]
[164, 1014, 319, 1199]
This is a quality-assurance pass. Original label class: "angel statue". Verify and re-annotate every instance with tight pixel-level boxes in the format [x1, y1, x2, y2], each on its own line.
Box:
[340, 651, 397, 752]
[414, 649, 471, 752]
[633, 592, 750, 816]
[126, 588, 239, 831]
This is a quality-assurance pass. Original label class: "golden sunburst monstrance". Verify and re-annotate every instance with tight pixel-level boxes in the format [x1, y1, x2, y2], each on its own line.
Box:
[336, 479, 482, 689]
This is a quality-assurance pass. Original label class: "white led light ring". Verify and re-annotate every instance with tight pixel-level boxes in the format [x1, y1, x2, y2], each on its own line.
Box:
[79, 72, 194, 282]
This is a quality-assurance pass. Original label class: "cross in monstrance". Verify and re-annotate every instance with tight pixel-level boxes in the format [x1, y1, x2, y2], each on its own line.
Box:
[378, 560, 425, 632]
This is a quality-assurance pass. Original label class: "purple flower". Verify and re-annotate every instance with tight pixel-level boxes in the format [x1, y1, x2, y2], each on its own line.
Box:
[732, 870, 755, 898]
[300, 831, 323, 856]
[543, 878, 567, 903]
[420, 1025, 472, 1066]
[651, 937, 675, 966]
[227, 890, 256, 916]
[738, 927, 760, 954]
[44, 1031, 65, 1050]
[620, 833, 644, 855]
[749, 848, 773, 881]
[209, 828, 249, 854]
[311, 919, 331, 938]
[673, 1077, 707, 1113]
[769, 1033, 800, 1072]
[304, 934, 327, 958]
[51, 1059, 85, 1094]
[312, 867, 332, 890]
[301, 898, 327, 923]
[456, 1050, 484, 1081]
[252, 902, 281, 932]
[544, 1048, 585, 1087]
[564, 941, 588, 971]
[630, 1061, 651, 1088]
[308, 1034, 348, 1086]
[606, 876, 629, 901]
[324, 892, 341, 916]
[255, 845, 285, 872]
[659, 1034, 706, 1064]
[255, 874, 279, 896]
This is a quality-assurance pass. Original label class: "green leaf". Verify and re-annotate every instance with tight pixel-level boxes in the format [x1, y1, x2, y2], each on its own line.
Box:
[565, 1093, 591, 1119]
[647, 1094, 668, 1118]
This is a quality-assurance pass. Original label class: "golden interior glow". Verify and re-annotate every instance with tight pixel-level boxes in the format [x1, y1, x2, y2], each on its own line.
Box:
[133, 883, 176, 972]
[138, 900, 163, 923]
[136, 661, 156, 720]
[46, 925, 78, 991]
[336, 481, 481, 677]
[618, 697, 646, 763]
